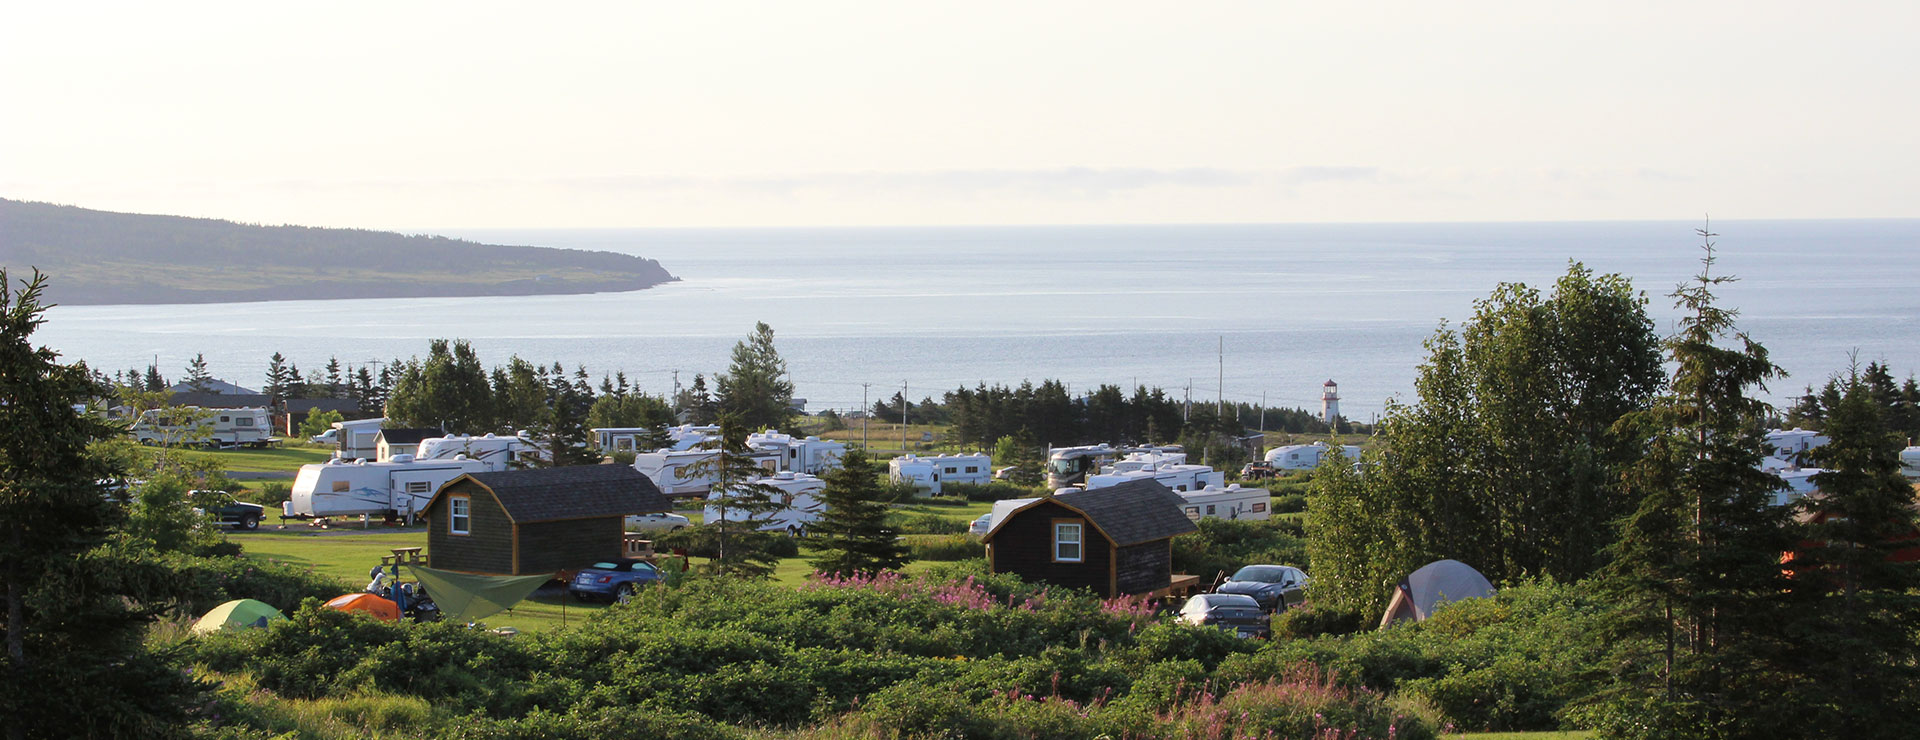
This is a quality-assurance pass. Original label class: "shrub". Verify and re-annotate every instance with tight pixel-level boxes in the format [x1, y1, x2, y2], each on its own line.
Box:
[885, 511, 967, 535]
[656, 526, 801, 559]
[1162, 667, 1439, 740]
[1271, 492, 1307, 514]
[1273, 604, 1367, 639]
[942, 481, 1044, 502]
[1170, 517, 1308, 581]
[906, 534, 984, 561]
[250, 482, 292, 510]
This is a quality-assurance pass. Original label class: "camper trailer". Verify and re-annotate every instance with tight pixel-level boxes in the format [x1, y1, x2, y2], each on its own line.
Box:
[1902, 446, 1920, 480]
[1176, 484, 1271, 522]
[1766, 428, 1830, 467]
[331, 418, 388, 461]
[703, 471, 826, 533]
[1045, 444, 1119, 489]
[133, 406, 272, 448]
[1771, 467, 1825, 507]
[1104, 449, 1188, 474]
[888, 453, 993, 495]
[285, 455, 489, 520]
[633, 447, 782, 497]
[748, 429, 847, 475]
[1264, 442, 1362, 471]
[1083, 464, 1224, 493]
[415, 432, 545, 472]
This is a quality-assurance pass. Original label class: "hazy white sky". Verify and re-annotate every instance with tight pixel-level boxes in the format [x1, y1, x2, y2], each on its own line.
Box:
[4, 1, 1916, 229]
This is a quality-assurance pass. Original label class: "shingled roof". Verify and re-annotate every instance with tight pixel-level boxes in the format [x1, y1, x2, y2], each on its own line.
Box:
[377, 427, 443, 446]
[984, 478, 1197, 546]
[431, 465, 671, 523]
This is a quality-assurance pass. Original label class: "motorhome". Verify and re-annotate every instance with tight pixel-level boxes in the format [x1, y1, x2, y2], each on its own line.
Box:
[703, 471, 826, 533]
[415, 432, 545, 472]
[1083, 464, 1224, 493]
[633, 447, 782, 497]
[1175, 484, 1272, 522]
[1104, 448, 1187, 474]
[133, 406, 272, 448]
[1766, 429, 1830, 467]
[1264, 442, 1363, 471]
[888, 453, 993, 494]
[748, 429, 847, 475]
[1045, 444, 1119, 489]
[285, 454, 488, 520]
[331, 418, 388, 461]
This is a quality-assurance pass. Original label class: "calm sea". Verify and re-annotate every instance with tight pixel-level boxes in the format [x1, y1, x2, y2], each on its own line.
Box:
[36, 220, 1920, 421]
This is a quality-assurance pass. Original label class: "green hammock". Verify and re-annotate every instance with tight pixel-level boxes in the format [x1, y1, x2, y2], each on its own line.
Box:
[407, 566, 551, 624]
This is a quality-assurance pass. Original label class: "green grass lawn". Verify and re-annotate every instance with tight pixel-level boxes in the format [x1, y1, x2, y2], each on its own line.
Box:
[155, 443, 334, 473]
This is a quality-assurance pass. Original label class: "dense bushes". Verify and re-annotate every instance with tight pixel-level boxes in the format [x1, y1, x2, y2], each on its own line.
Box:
[905, 534, 984, 561]
[654, 526, 802, 559]
[1169, 517, 1308, 581]
[885, 511, 968, 535]
[941, 480, 1046, 502]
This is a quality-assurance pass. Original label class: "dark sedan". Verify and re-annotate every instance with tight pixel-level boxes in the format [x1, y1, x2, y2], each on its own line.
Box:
[1214, 564, 1309, 612]
[567, 559, 664, 603]
[1176, 593, 1270, 638]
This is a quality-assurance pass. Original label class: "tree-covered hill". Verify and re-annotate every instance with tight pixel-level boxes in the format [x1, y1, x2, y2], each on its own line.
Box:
[0, 198, 677, 305]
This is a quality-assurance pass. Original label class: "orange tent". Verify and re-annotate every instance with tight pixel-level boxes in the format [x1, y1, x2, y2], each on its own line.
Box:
[324, 593, 401, 622]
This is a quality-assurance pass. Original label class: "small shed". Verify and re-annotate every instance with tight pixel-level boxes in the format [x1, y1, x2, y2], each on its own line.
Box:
[981, 479, 1199, 597]
[377, 427, 443, 461]
[423, 465, 672, 576]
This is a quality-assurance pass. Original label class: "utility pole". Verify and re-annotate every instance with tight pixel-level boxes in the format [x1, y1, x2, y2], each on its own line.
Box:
[1259, 391, 1267, 434]
[861, 383, 870, 449]
[1183, 379, 1192, 422]
[900, 380, 909, 453]
[671, 370, 681, 405]
[1217, 336, 1225, 418]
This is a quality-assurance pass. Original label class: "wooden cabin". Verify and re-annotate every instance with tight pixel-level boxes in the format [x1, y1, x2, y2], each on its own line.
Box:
[981, 479, 1199, 597]
[376, 427, 442, 461]
[422, 465, 671, 576]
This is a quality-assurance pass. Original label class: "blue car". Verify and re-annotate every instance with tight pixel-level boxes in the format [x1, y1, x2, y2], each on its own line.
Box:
[568, 559, 664, 603]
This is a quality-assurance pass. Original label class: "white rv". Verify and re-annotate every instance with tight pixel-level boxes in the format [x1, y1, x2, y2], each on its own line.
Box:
[1176, 484, 1272, 522]
[703, 471, 827, 533]
[1902, 446, 1920, 480]
[133, 406, 272, 448]
[1045, 444, 1119, 488]
[1765, 429, 1830, 467]
[415, 432, 545, 472]
[1083, 464, 1224, 493]
[1105, 449, 1188, 474]
[1771, 467, 1825, 507]
[331, 418, 387, 461]
[633, 447, 782, 497]
[748, 429, 847, 475]
[285, 454, 488, 519]
[1265, 442, 1363, 471]
[888, 453, 993, 494]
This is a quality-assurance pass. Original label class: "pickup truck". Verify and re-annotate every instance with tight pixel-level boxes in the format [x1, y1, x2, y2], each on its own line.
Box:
[190, 491, 266, 530]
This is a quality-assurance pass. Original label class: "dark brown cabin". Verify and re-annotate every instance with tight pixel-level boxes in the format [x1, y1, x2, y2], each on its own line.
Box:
[422, 465, 671, 576]
[981, 479, 1199, 597]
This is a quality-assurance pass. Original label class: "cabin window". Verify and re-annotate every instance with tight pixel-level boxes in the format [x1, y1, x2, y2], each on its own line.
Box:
[944, 467, 957, 474]
[235, 417, 254, 427]
[1205, 504, 1216, 515]
[1053, 521, 1083, 562]
[965, 466, 979, 473]
[1250, 502, 1267, 512]
[449, 496, 470, 535]
[406, 481, 430, 494]
[220, 416, 231, 423]
[332, 481, 349, 493]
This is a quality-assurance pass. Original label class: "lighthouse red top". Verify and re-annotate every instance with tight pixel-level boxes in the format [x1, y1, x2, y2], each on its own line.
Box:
[1324, 379, 1337, 386]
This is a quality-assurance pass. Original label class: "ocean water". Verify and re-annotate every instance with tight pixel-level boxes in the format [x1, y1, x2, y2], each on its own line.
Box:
[35, 220, 1920, 420]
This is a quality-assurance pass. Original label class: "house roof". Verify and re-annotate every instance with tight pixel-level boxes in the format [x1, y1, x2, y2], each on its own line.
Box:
[984, 478, 1198, 547]
[429, 464, 671, 523]
[168, 379, 259, 395]
[377, 427, 442, 446]
[167, 391, 270, 409]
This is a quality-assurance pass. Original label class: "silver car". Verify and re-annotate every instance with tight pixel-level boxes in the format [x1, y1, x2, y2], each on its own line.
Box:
[624, 511, 692, 533]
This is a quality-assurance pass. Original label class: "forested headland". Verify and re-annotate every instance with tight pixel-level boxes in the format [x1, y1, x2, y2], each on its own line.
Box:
[0, 198, 677, 305]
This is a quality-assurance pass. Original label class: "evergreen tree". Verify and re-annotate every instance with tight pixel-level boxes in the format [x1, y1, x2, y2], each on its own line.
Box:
[182, 353, 213, 392]
[1780, 365, 1920, 739]
[688, 416, 787, 577]
[809, 450, 911, 577]
[142, 362, 165, 392]
[1005, 428, 1044, 487]
[263, 352, 294, 413]
[324, 356, 345, 399]
[678, 373, 718, 425]
[385, 340, 494, 433]
[535, 377, 599, 468]
[351, 366, 375, 411]
[714, 322, 794, 432]
[1591, 228, 1798, 739]
[0, 271, 202, 738]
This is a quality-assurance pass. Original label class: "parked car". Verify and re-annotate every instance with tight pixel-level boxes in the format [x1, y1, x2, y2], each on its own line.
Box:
[1214, 564, 1309, 611]
[1239, 461, 1276, 480]
[309, 429, 339, 445]
[624, 511, 692, 533]
[968, 513, 995, 537]
[190, 490, 265, 530]
[1175, 593, 1270, 638]
[568, 559, 665, 603]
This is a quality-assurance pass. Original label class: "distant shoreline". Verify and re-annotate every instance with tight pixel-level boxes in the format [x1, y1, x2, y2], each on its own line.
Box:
[43, 275, 682, 307]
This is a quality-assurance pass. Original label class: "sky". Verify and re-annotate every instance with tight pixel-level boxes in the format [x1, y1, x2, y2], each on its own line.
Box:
[4, 2, 1917, 230]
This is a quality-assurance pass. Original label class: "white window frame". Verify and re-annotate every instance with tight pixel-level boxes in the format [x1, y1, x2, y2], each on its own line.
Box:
[1053, 521, 1083, 563]
[449, 496, 470, 535]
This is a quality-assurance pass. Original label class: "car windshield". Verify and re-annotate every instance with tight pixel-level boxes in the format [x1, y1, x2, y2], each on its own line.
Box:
[589, 562, 626, 571]
[1230, 566, 1300, 584]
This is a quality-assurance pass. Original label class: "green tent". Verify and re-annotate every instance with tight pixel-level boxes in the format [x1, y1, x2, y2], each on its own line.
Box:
[192, 599, 287, 634]
[407, 566, 551, 624]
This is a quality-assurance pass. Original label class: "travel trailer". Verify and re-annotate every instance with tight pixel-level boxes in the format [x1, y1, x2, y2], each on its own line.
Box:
[633, 447, 782, 497]
[133, 406, 272, 448]
[888, 453, 993, 494]
[1771, 467, 1825, 507]
[1045, 444, 1119, 488]
[703, 471, 826, 533]
[1104, 448, 1188, 474]
[1902, 446, 1920, 480]
[1264, 442, 1363, 471]
[1766, 429, 1830, 467]
[415, 432, 546, 472]
[1175, 484, 1272, 522]
[330, 418, 388, 461]
[1083, 464, 1224, 493]
[285, 455, 488, 519]
[748, 429, 847, 475]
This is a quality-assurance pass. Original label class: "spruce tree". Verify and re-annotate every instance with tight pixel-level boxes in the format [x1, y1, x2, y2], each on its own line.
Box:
[809, 450, 910, 577]
[1781, 366, 1920, 739]
[142, 363, 165, 392]
[715, 322, 795, 431]
[182, 353, 214, 392]
[263, 352, 293, 413]
[689, 416, 786, 577]
[1591, 228, 1798, 739]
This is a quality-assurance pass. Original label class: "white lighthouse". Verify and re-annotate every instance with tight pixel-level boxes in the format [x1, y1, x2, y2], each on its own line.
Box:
[1321, 379, 1341, 425]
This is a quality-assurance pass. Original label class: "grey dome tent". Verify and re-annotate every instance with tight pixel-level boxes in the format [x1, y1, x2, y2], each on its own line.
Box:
[1378, 559, 1495, 628]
